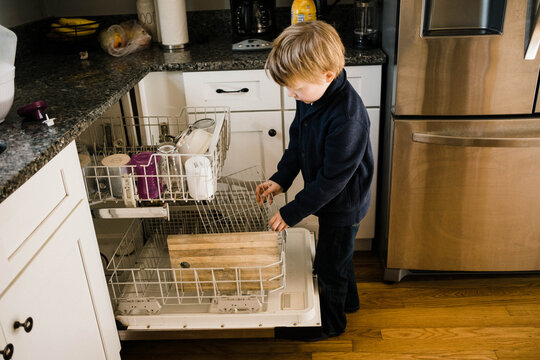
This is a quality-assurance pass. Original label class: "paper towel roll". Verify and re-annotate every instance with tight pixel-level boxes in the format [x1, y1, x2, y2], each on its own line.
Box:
[156, 0, 189, 49]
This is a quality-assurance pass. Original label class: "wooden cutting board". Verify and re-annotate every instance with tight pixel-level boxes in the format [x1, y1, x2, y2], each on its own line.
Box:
[167, 231, 283, 292]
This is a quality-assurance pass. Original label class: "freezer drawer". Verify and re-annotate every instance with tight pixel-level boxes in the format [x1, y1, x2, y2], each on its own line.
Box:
[388, 118, 540, 272]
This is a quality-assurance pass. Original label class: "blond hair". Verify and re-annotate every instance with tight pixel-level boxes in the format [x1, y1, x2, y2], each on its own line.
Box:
[265, 21, 345, 87]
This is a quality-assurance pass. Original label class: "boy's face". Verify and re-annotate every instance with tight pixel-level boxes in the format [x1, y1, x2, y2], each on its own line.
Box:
[285, 71, 336, 104]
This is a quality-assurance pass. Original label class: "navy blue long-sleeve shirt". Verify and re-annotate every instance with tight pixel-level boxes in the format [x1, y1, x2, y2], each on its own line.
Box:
[269, 70, 374, 227]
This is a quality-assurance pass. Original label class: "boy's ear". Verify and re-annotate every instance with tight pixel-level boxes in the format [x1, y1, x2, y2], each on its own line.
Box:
[324, 71, 336, 83]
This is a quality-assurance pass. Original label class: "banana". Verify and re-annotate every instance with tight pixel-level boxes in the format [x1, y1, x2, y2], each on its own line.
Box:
[58, 17, 99, 29]
[51, 23, 96, 36]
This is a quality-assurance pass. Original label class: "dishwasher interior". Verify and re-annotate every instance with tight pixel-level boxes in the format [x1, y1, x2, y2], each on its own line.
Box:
[77, 107, 321, 337]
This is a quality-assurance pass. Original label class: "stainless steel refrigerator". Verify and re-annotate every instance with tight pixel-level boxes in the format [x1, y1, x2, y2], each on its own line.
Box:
[379, 0, 540, 281]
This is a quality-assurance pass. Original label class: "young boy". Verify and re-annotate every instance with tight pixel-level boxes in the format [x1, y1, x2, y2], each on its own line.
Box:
[256, 21, 374, 340]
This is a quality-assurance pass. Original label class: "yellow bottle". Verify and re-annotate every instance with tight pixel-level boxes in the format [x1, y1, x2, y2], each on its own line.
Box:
[291, 0, 317, 24]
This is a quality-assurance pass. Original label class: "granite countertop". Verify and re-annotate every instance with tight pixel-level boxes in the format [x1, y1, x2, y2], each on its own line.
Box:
[0, 36, 386, 203]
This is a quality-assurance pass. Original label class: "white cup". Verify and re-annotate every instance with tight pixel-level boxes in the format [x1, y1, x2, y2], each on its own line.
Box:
[101, 154, 131, 198]
[184, 156, 214, 200]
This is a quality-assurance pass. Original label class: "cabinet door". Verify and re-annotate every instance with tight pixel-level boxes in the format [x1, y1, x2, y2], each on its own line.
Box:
[0, 204, 107, 360]
[283, 108, 380, 241]
[282, 65, 382, 110]
[222, 111, 283, 180]
[136, 71, 187, 116]
[358, 108, 379, 239]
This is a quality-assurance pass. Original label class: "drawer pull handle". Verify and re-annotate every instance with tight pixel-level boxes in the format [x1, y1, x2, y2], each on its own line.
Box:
[0, 343, 14, 360]
[412, 133, 540, 147]
[268, 129, 277, 137]
[14, 317, 33, 333]
[216, 88, 249, 94]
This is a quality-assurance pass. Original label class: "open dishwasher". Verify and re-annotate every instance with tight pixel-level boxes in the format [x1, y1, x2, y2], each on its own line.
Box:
[77, 107, 321, 339]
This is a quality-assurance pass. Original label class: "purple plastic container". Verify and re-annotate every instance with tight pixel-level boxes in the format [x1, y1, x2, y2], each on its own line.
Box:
[129, 151, 161, 199]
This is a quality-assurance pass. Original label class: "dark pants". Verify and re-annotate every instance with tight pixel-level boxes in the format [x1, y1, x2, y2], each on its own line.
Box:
[313, 223, 360, 336]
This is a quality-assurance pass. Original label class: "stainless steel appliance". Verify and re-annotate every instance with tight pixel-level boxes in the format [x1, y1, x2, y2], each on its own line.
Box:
[379, 0, 540, 281]
[230, 0, 276, 51]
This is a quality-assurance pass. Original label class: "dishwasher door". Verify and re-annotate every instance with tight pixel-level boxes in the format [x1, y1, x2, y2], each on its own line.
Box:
[387, 118, 540, 273]
[110, 227, 320, 340]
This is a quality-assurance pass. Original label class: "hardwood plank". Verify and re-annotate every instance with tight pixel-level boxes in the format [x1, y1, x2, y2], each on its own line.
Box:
[123, 352, 313, 360]
[358, 276, 540, 289]
[505, 304, 540, 316]
[352, 336, 539, 354]
[356, 283, 540, 309]
[334, 327, 382, 341]
[346, 306, 538, 328]
[495, 350, 540, 360]
[313, 350, 498, 360]
[381, 327, 540, 340]
[120, 338, 352, 356]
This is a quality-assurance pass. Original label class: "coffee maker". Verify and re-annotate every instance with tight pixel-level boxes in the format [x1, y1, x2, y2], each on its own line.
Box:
[230, 0, 276, 51]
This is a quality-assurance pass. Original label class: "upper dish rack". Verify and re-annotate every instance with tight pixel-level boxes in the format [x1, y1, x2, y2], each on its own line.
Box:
[77, 107, 230, 206]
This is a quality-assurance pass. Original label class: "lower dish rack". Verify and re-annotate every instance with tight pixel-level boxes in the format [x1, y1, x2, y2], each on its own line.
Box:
[102, 167, 286, 317]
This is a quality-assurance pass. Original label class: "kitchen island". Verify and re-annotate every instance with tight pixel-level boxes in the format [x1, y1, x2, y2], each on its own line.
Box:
[0, 32, 385, 203]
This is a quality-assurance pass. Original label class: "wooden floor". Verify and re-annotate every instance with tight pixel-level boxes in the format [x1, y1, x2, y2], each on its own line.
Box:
[121, 251, 540, 360]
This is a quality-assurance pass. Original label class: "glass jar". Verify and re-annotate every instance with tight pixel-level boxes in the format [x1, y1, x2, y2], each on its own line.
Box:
[157, 143, 183, 193]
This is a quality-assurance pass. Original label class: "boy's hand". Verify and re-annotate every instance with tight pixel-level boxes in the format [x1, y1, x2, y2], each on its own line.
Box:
[256, 180, 283, 205]
[269, 211, 289, 232]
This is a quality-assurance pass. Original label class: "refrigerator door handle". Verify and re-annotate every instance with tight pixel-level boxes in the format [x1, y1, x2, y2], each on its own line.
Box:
[412, 133, 540, 147]
[525, 2, 540, 60]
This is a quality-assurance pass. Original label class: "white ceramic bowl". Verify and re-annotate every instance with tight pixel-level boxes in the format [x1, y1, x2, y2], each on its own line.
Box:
[0, 63, 15, 124]
[176, 128, 213, 156]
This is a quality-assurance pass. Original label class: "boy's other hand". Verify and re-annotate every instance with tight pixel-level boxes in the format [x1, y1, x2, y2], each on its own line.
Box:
[269, 211, 289, 232]
[255, 180, 283, 205]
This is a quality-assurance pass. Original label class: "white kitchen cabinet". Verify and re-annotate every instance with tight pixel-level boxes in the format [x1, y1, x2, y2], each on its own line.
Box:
[0, 142, 120, 360]
[183, 69, 283, 178]
[136, 71, 186, 116]
[221, 111, 283, 180]
[0, 205, 108, 360]
[283, 66, 382, 248]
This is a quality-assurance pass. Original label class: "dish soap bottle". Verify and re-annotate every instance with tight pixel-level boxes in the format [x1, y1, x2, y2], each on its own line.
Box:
[291, 0, 317, 24]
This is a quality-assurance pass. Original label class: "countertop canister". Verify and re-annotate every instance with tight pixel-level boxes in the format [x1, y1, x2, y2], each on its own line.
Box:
[136, 0, 160, 41]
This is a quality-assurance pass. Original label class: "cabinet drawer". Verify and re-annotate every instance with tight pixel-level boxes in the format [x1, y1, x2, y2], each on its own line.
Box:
[283, 65, 382, 109]
[183, 70, 281, 111]
[0, 142, 86, 293]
